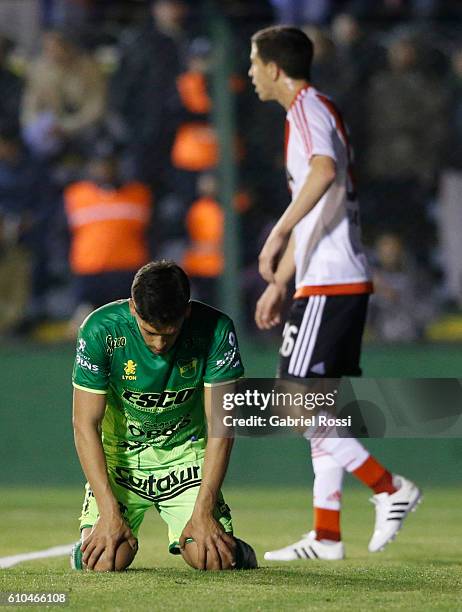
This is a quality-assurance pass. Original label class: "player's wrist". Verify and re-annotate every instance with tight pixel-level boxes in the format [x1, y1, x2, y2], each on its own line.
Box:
[271, 224, 290, 240]
[97, 501, 123, 522]
[192, 492, 217, 518]
[190, 507, 215, 525]
[272, 279, 288, 294]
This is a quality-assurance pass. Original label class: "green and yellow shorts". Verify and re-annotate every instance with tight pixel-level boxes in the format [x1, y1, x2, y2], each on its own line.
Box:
[78, 459, 233, 554]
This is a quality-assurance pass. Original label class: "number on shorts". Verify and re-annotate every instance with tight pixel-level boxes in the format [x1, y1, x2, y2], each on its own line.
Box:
[280, 323, 298, 357]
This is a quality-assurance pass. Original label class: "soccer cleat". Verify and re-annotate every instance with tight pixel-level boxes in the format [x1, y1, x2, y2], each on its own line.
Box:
[70, 541, 83, 570]
[368, 475, 422, 553]
[264, 531, 344, 561]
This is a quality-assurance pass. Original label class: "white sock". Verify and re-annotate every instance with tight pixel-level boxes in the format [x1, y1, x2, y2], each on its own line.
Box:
[305, 414, 370, 472]
[311, 449, 344, 511]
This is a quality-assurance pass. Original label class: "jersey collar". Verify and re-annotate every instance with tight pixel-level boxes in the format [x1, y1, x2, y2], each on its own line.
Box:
[288, 84, 311, 112]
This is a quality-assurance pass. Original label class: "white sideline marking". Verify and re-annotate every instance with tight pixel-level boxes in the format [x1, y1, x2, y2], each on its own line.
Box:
[0, 544, 74, 568]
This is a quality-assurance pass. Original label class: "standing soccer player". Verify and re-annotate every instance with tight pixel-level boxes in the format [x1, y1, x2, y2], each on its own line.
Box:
[71, 260, 256, 571]
[249, 26, 421, 560]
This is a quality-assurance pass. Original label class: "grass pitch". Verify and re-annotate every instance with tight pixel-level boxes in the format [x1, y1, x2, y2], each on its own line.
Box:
[1, 486, 461, 611]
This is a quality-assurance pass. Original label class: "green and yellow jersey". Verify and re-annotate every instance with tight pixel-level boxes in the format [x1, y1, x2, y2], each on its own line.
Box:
[72, 300, 244, 469]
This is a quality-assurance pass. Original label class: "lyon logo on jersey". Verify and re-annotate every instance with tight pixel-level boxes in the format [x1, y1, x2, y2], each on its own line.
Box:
[123, 360, 137, 380]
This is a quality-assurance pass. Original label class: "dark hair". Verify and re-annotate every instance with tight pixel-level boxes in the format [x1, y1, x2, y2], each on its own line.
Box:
[251, 26, 313, 80]
[131, 260, 190, 326]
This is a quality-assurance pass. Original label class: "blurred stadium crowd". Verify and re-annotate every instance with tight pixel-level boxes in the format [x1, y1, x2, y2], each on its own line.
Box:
[1, 0, 462, 342]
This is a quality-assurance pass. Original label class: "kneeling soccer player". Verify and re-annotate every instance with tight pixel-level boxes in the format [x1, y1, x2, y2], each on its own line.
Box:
[71, 260, 256, 571]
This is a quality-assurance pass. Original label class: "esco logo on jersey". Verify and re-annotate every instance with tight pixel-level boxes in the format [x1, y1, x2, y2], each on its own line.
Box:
[122, 387, 195, 411]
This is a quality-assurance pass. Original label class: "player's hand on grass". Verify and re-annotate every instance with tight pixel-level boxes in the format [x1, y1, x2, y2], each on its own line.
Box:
[179, 513, 235, 570]
[258, 230, 288, 282]
[255, 283, 286, 330]
[81, 515, 137, 570]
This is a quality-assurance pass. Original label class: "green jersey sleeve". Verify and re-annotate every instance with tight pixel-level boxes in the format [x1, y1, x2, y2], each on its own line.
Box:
[72, 314, 110, 393]
[203, 316, 244, 384]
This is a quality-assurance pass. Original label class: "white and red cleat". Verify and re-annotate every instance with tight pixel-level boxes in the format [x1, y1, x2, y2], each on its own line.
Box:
[368, 475, 422, 553]
[264, 531, 344, 561]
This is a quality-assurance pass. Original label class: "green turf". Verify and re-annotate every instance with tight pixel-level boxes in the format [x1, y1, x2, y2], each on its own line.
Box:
[1, 487, 461, 611]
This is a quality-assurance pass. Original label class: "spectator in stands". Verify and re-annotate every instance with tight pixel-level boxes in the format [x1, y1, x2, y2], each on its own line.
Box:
[0, 35, 22, 131]
[331, 13, 385, 84]
[64, 146, 152, 333]
[270, 0, 334, 25]
[335, 1, 462, 22]
[182, 173, 223, 306]
[445, 46, 462, 169]
[362, 34, 448, 256]
[0, 126, 56, 331]
[171, 37, 218, 208]
[366, 34, 447, 186]
[109, 0, 188, 192]
[303, 26, 338, 98]
[21, 29, 106, 157]
[0, 127, 30, 333]
[0, 208, 30, 334]
[330, 13, 385, 176]
[151, 0, 191, 57]
[40, 0, 90, 29]
[368, 233, 435, 341]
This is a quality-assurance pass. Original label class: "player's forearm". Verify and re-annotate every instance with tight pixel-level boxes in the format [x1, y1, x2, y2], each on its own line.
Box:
[273, 156, 336, 238]
[273, 232, 296, 288]
[193, 437, 234, 516]
[73, 425, 120, 520]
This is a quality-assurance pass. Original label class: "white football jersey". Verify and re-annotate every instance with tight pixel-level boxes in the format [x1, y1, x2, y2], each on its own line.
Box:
[286, 86, 372, 296]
